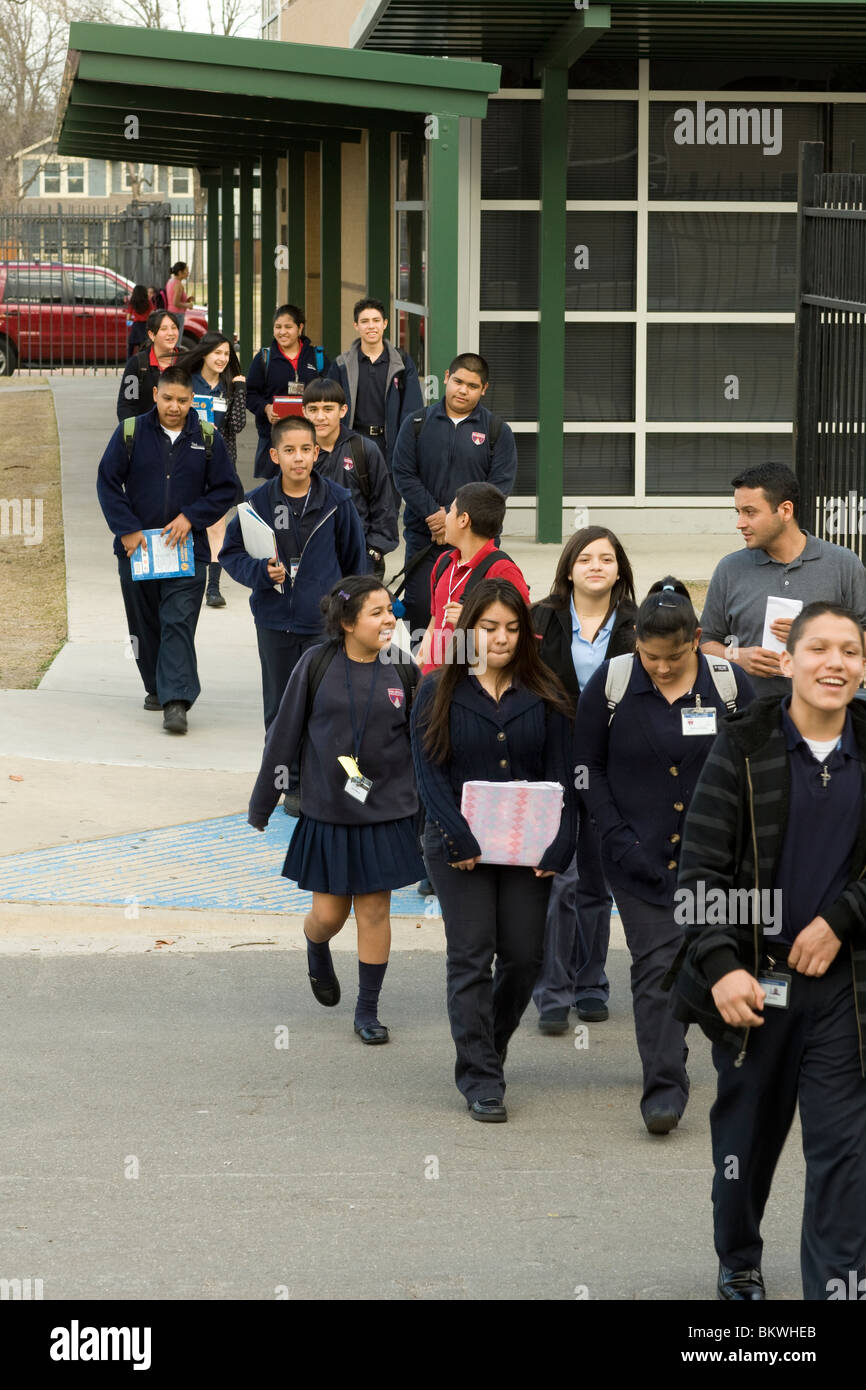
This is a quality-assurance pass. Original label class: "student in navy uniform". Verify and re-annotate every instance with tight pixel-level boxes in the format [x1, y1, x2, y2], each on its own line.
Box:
[326, 296, 422, 470]
[117, 309, 180, 422]
[531, 527, 638, 1034]
[97, 366, 238, 734]
[246, 304, 330, 480]
[575, 578, 754, 1135]
[392, 352, 518, 638]
[220, 414, 368, 732]
[674, 603, 866, 1301]
[411, 578, 577, 1123]
[176, 330, 246, 608]
[249, 576, 425, 1044]
[302, 377, 398, 579]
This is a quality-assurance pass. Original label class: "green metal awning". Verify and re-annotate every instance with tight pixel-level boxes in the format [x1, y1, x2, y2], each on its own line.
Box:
[55, 21, 501, 164]
[353, 0, 866, 62]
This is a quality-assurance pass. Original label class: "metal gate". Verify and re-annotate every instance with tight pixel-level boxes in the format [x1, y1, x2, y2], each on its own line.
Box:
[794, 141, 866, 561]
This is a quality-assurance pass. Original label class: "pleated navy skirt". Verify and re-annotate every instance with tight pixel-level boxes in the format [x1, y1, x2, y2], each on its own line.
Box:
[283, 814, 426, 896]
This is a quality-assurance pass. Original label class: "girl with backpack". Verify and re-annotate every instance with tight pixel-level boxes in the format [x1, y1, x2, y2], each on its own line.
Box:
[247, 576, 424, 1045]
[176, 331, 247, 608]
[411, 578, 577, 1122]
[574, 578, 754, 1135]
[531, 527, 637, 1035]
[245, 304, 330, 480]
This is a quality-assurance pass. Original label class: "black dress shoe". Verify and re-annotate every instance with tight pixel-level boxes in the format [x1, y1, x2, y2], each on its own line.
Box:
[576, 999, 609, 1022]
[162, 701, 188, 734]
[354, 1022, 389, 1044]
[143, 693, 162, 711]
[718, 1264, 766, 1300]
[538, 1008, 570, 1035]
[206, 588, 226, 608]
[467, 1098, 507, 1123]
[308, 973, 340, 1007]
[644, 1109, 680, 1135]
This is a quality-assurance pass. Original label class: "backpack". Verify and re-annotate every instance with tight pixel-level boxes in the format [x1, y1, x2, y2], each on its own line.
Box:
[261, 344, 325, 374]
[344, 434, 371, 502]
[603, 652, 739, 726]
[123, 413, 215, 462]
[152, 288, 168, 311]
[430, 546, 516, 603]
[412, 407, 503, 448]
[304, 638, 417, 724]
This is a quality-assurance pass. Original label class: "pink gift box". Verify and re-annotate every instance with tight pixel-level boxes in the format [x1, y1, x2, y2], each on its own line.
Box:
[460, 780, 564, 866]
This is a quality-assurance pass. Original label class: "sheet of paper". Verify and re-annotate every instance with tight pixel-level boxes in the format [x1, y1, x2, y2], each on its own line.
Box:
[761, 595, 803, 654]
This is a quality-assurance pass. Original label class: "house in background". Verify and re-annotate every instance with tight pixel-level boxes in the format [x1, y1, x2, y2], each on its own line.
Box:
[15, 137, 195, 213]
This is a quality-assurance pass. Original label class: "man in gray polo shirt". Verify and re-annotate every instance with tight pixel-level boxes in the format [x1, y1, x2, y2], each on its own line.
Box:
[701, 462, 866, 697]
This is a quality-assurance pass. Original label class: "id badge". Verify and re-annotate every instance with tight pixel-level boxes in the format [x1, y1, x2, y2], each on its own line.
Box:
[344, 774, 372, 804]
[289, 557, 300, 583]
[681, 706, 718, 736]
[758, 970, 791, 1009]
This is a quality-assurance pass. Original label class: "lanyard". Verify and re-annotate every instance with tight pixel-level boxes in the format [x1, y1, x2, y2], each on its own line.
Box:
[447, 559, 470, 606]
[285, 489, 311, 553]
[343, 651, 381, 764]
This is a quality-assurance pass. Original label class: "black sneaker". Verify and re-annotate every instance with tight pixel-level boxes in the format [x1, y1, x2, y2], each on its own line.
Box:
[162, 701, 188, 734]
[538, 1008, 570, 1035]
[575, 999, 609, 1022]
[143, 693, 162, 712]
[206, 588, 226, 608]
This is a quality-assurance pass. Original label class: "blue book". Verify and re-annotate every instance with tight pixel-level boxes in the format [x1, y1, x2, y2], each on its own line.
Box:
[131, 529, 195, 582]
[192, 394, 214, 423]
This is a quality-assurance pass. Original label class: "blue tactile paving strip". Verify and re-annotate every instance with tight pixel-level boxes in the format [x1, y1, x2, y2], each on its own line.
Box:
[0, 814, 432, 916]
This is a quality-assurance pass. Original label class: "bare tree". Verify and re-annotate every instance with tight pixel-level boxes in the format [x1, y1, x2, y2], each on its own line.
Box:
[206, 0, 259, 37]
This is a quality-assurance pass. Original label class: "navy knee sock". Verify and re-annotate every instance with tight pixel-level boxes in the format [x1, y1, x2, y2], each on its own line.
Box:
[305, 933, 336, 983]
[354, 960, 388, 1027]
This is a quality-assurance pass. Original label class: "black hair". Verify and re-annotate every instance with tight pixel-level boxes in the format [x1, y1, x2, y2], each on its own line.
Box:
[636, 577, 698, 644]
[320, 576, 392, 639]
[170, 262, 188, 276]
[157, 365, 193, 392]
[453, 482, 506, 539]
[731, 462, 799, 521]
[175, 330, 242, 389]
[353, 296, 386, 321]
[129, 284, 151, 314]
[448, 352, 489, 386]
[786, 602, 866, 654]
[271, 414, 317, 447]
[147, 308, 179, 336]
[541, 525, 636, 619]
[303, 377, 346, 407]
[274, 303, 304, 328]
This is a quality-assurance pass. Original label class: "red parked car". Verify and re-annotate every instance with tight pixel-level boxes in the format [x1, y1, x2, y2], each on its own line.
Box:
[0, 263, 209, 374]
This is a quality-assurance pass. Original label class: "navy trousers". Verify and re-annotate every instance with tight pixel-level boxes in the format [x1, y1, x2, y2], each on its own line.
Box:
[533, 810, 612, 1014]
[118, 559, 206, 707]
[614, 884, 690, 1121]
[254, 434, 278, 480]
[402, 535, 449, 640]
[256, 627, 322, 732]
[710, 948, 866, 1300]
[424, 824, 552, 1103]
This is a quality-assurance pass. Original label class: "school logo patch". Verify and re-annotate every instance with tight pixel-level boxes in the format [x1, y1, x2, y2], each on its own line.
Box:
[342, 455, 355, 470]
[472, 432, 486, 446]
[387, 687, 405, 709]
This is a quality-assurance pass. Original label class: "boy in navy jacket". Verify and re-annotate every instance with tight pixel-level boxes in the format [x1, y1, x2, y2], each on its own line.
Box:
[326, 296, 422, 469]
[246, 304, 330, 480]
[219, 415, 368, 744]
[97, 365, 238, 734]
[391, 352, 518, 634]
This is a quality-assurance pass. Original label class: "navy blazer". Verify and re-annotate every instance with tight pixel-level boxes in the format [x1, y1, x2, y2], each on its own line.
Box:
[532, 598, 638, 701]
[411, 673, 577, 873]
[575, 651, 754, 906]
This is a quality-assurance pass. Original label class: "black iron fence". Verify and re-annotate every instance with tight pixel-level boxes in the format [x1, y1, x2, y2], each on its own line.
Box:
[795, 142, 866, 561]
[0, 203, 260, 375]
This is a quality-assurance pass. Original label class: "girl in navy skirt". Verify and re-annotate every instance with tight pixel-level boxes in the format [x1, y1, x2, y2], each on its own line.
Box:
[248, 575, 425, 1044]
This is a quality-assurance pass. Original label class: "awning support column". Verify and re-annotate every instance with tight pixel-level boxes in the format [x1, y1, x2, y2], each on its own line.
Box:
[220, 161, 236, 345]
[366, 128, 390, 309]
[427, 113, 460, 392]
[287, 143, 306, 310]
[320, 138, 342, 354]
[536, 65, 567, 544]
[201, 172, 220, 330]
[238, 159, 255, 366]
[260, 153, 278, 346]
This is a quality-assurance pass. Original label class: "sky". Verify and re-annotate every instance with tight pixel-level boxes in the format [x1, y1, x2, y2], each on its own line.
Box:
[113, 0, 261, 38]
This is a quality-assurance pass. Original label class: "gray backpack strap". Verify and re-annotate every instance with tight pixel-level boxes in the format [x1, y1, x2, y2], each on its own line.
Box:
[707, 657, 739, 713]
[603, 652, 635, 725]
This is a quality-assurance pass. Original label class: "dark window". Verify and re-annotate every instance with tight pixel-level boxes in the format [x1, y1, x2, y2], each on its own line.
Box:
[481, 102, 541, 199]
[648, 102, 822, 200]
[567, 102, 638, 199]
[831, 106, 866, 174]
[563, 433, 634, 495]
[480, 212, 538, 310]
[646, 433, 792, 495]
[72, 270, 126, 305]
[479, 322, 539, 420]
[569, 59, 639, 89]
[647, 324, 794, 421]
[397, 208, 426, 306]
[566, 211, 636, 309]
[2, 269, 65, 303]
[647, 212, 797, 311]
[564, 324, 635, 420]
[649, 61, 846, 91]
[511, 431, 537, 495]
